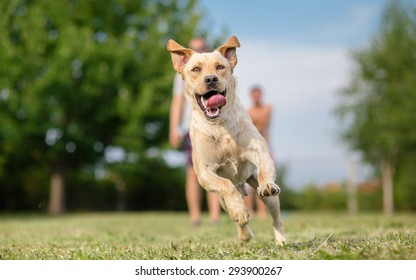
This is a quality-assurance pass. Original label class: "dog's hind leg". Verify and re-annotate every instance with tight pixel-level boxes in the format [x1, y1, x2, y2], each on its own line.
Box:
[235, 183, 253, 243]
[237, 224, 254, 243]
[194, 165, 249, 226]
[261, 195, 286, 245]
[217, 192, 253, 243]
[217, 191, 253, 243]
[247, 175, 286, 245]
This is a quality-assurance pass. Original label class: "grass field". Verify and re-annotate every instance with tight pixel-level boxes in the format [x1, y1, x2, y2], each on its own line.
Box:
[0, 212, 415, 260]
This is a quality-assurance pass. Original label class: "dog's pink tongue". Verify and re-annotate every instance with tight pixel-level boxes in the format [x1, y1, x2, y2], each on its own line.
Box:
[206, 94, 226, 109]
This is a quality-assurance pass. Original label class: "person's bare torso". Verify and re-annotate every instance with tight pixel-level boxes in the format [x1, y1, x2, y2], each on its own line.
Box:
[248, 104, 271, 142]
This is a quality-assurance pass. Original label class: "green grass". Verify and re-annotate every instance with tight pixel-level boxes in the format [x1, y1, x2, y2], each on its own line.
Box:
[0, 212, 415, 260]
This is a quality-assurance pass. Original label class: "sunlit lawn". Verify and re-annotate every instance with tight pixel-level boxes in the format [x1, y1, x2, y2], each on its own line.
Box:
[0, 212, 415, 260]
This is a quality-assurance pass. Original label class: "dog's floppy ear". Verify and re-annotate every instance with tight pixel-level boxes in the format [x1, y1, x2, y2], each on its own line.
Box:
[167, 39, 194, 74]
[216, 35, 240, 68]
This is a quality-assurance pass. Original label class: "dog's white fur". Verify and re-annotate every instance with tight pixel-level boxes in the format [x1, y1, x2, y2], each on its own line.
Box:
[167, 36, 286, 244]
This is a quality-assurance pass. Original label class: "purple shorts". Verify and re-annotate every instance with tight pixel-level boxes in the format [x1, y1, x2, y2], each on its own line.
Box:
[183, 132, 193, 167]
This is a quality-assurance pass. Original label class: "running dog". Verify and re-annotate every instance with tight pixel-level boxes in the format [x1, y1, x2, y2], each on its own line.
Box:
[167, 36, 286, 244]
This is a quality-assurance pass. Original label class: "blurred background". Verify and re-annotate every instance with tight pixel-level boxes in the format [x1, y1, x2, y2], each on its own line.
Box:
[0, 0, 415, 214]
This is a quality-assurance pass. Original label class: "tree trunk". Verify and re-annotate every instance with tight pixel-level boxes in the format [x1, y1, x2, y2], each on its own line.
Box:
[114, 174, 126, 211]
[48, 166, 65, 214]
[381, 159, 394, 215]
[347, 157, 358, 214]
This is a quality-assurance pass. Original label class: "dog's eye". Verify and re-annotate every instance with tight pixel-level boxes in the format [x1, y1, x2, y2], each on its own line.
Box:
[191, 67, 201, 72]
[216, 65, 225, 70]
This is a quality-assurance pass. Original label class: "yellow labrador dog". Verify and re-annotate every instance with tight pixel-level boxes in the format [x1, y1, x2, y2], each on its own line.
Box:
[167, 36, 286, 244]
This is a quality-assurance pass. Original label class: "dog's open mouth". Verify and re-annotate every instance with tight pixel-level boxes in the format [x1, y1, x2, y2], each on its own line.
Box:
[195, 90, 227, 119]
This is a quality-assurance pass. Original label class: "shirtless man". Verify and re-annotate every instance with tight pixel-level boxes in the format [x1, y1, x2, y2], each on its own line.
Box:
[245, 86, 272, 219]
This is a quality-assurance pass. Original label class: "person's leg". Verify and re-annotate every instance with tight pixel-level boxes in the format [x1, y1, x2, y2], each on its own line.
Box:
[183, 132, 201, 226]
[207, 191, 221, 225]
[186, 166, 201, 226]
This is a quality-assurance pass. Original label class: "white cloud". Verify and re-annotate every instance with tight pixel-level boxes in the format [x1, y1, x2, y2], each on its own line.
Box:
[233, 40, 354, 188]
[317, 2, 382, 46]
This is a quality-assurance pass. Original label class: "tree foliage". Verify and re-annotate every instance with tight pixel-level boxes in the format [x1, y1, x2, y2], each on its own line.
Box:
[336, 0, 416, 211]
[0, 0, 204, 212]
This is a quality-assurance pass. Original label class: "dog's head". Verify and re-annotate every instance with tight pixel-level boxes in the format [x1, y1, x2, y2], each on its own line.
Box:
[167, 36, 240, 121]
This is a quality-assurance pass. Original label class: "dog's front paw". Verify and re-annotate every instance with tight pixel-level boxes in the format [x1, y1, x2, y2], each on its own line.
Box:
[224, 193, 249, 225]
[257, 182, 280, 198]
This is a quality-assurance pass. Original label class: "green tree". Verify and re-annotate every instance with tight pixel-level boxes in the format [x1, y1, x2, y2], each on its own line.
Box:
[336, 0, 416, 214]
[0, 0, 203, 213]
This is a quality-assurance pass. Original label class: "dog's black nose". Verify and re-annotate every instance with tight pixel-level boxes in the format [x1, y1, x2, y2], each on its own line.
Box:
[204, 75, 218, 87]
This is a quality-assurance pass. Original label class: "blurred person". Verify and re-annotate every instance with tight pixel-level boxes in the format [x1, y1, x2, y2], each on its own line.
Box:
[244, 86, 272, 219]
[169, 37, 221, 227]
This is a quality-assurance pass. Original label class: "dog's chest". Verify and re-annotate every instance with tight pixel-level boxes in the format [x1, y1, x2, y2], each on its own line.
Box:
[210, 133, 238, 158]
[212, 135, 252, 183]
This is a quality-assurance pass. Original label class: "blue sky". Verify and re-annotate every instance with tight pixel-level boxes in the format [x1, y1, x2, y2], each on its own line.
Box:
[196, 0, 402, 189]
[199, 0, 387, 46]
